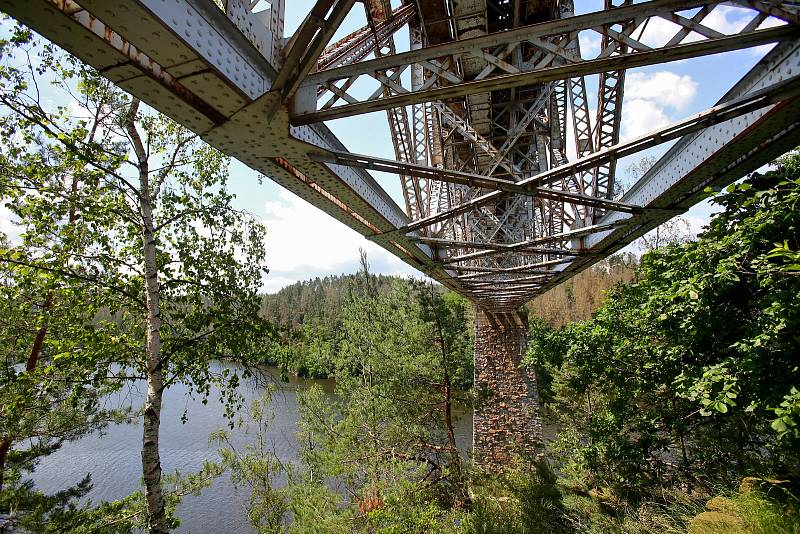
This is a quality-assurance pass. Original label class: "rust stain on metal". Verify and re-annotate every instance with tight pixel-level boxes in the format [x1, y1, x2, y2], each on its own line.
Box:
[51, 0, 227, 126]
[272, 157, 381, 234]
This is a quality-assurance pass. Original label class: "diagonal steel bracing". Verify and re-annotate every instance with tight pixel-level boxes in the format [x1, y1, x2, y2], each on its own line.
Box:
[393, 75, 800, 234]
[275, 0, 356, 103]
[2, 0, 800, 311]
[310, 150, 641, 214]
[292, 0, 800, 124]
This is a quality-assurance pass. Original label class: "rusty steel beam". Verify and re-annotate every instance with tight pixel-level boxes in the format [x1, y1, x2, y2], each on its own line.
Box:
[292, 0, 799, 124]
[392, 75, 800, 236]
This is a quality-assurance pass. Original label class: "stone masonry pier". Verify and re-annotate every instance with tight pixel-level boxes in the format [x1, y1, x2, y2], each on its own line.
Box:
[473, 309, 542, 468]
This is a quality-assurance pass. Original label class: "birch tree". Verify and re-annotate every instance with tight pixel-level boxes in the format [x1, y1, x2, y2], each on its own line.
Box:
[0, 27, 272, 532]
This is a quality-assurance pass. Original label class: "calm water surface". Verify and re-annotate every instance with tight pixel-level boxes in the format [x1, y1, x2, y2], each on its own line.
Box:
[32, 366, 473, 533]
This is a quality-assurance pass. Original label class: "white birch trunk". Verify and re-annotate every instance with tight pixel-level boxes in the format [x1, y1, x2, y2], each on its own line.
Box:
[141, 188, 167, 533]
[126, 99, 169, 534]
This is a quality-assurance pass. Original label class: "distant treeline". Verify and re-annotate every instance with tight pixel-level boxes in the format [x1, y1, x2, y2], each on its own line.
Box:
[258, 254, 639, 379]
[260, 273, 401, 330]
[262, 252, 639, 333]
[527, 252, 638, 327]
[259, 273, 456, 380]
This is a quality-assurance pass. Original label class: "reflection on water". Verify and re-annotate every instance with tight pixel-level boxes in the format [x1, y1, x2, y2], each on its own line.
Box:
[31, 366, 473, 534]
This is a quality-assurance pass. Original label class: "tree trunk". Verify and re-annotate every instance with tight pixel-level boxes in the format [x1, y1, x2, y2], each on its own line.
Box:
[126, 99, 168, 534]
[142, 353, 167, 534]
[26, 293, 54, 372]
[0, 439, 10, 492]
[1, 118, 97, 495]
[431, 297, 469, 506]
[442, 366, 459, 464]
[0, 292, 53, 492]
[141, 172, 168, 534]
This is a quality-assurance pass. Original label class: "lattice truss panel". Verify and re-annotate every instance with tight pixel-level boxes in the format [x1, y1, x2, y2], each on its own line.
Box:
[301, 0, 800, 310]
[5, 0, 799, 311]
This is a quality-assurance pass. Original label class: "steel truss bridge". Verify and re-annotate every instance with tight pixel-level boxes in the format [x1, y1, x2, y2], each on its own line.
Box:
[5, 0, 800, 312]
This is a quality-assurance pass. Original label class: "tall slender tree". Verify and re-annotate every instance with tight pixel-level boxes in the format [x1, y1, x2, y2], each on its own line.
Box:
[0, 26, 132, 530]
[0, 27, 272, 532]
[294, 257, 474, 528]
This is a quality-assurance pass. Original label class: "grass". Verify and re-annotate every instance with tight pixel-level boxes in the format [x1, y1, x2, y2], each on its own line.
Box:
[460, 464, 800, 534]
[688, 488, 800, 534]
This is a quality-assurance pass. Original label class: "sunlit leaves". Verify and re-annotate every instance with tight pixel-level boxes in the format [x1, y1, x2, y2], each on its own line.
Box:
[771, 387, 800, 442]
[526, 150, 800, 493]
[0, 21, 275, 530]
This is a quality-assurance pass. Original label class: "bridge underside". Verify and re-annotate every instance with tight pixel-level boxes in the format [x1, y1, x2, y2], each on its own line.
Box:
[3, 0, 800, 466]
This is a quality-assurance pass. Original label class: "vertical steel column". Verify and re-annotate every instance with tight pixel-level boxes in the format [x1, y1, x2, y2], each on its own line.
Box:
[364, 0, 424, 221]
[269, 0, 285, 60]
[410, 23, 433, 218]
[593, 0, 633, 207]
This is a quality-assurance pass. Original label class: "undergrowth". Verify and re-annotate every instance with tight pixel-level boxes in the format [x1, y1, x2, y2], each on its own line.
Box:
[460, 462, 799, 534]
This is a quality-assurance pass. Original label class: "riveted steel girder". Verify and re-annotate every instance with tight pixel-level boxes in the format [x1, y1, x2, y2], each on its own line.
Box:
[2, 0, 799, 311]
[292, 0, 799, 124]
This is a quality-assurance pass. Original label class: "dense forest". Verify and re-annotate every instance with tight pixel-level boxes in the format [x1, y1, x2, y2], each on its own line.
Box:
[261, 272, 400, 329]
[257, 255, 638, 380]
[1, 19, 799, 534]
[256, 268, 475, 382]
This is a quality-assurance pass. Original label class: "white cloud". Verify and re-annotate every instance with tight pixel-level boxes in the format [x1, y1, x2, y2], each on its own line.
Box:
[638, 17, 683, 48]
[622, 98, 671, 141]
[626, 71, 698, 112]
[701, 5, 753, 35]
[578, 32, 601, 58]
[260, 190, 420, 293]
[637, 5, 750, 47]
[621, 71, 698, 140]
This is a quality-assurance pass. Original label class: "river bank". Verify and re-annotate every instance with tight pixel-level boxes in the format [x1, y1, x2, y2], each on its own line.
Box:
[31, 366, 473, 533]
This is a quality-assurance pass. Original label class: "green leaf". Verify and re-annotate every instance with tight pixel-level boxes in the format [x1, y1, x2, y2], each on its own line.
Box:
[772, 418, 788, 432]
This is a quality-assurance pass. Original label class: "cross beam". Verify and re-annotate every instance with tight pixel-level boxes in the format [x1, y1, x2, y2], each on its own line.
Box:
[292, 0, 799, 123]
[391, 75, 800, 236]
[311, 150, 641, 214]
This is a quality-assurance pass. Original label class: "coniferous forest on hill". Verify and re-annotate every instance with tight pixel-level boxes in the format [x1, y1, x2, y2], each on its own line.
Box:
[1, 22, 800, 534]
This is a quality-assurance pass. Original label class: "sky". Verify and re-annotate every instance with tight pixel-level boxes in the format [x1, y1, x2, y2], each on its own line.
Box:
[0, 1, 783, 293]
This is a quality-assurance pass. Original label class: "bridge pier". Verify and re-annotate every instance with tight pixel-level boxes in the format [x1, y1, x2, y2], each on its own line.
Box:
[473, 309, 542, 468]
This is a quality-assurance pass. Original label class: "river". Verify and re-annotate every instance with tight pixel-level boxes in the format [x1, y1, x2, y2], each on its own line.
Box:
[31, 366, 473, 533]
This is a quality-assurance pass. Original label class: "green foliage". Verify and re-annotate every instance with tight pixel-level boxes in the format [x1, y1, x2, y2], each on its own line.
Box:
[463, 471, 800, 534]
[1, 16, 273, 417]
[719, 489, 800, 534]
[771, 387, 800, 441]
[218, 258, 474, 532]
[296, 264, 474, 508]
[283, 480, 350, 534]
[464, 462, 569, 534]
[210, 389, 289, 534]
[363, 494, 466, 534]
[259, 273, 473, 386]
[527, 150, 800, 495]
[0, 23, 273, 530]
[260, 272, 401, 330]
[0, 28, 131, 529]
